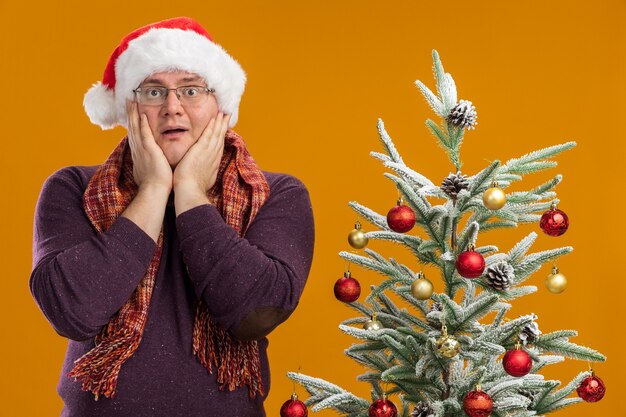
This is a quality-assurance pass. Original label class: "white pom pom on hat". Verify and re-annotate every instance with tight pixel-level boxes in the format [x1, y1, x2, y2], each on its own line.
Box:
[83, 17, 246, 130]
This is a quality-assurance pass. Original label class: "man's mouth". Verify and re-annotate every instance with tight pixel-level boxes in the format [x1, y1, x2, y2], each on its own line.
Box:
[162, 128, 188, 134]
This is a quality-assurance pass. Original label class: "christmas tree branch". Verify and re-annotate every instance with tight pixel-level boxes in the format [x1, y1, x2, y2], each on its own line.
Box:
[506, 191, 557, 205]
[415, 81, 445, 117]
[468, 161, 501, 195]
[339, 249, 398, 277]
[287, 372, 371, 411]
[383, 160, 442, 197]
[508, 232, 538, 263]
[534, 331, 606, 362]
[484, 314, 536, 345]
[493, 143, 575, 184]
[449, 293, 501, 333]
[535, 371, 589, 414]
[399, 309, 434, 332]
[426, 119, 452, 148]
[514, 247, 573, 281]
[529, 175, 563, 195]
[414, 50, 466, 169]
[376, 119, 404, 164]
[348, 201, 390, 230]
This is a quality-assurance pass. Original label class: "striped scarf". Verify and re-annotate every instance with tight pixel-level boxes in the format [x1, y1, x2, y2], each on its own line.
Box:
[68, 130, 270, 400]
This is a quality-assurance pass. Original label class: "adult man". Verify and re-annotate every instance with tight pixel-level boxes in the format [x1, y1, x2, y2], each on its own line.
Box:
[30, 17, 314, 417]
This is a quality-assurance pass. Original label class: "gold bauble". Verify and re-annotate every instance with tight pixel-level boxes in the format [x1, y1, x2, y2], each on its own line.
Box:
[348, 221, 368, 249]
[482, 185, 506, 210]
[411, 274, 434, 300]
[364, 319, 382, 331]
[364, 313, 382, 330]
[546, 266, 567, 294]
[436, 334, 461, 358]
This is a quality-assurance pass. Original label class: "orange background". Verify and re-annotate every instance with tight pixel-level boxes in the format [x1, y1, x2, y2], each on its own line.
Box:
[1, 1, 625, 416]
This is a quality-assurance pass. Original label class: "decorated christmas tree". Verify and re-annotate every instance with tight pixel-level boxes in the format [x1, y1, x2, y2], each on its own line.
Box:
[282, 51, 606, 417]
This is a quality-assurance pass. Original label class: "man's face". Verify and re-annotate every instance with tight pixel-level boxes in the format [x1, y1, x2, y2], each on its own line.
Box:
[137, 70, 219, 168]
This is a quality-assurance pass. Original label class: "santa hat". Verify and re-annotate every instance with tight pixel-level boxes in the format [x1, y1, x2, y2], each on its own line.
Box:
[84, 17, 246, 129]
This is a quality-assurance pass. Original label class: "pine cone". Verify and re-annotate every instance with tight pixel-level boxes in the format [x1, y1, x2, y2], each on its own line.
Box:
[440, 171, 470, 199]
[447, 99, 477, 130]
[520, 321, 541, 345]
[485, 262, 514, 291]
[411, 401, 435, 417]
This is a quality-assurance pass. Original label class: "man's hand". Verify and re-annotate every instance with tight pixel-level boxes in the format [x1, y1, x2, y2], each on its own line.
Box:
[121, 101, 172, 243]
[126, 101, 173, 192]
[173, 112, 230, 215]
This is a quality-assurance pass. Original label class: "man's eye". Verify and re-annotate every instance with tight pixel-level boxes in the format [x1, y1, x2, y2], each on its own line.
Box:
[145, 88, 163, 98]
[183, 87, 200, 97]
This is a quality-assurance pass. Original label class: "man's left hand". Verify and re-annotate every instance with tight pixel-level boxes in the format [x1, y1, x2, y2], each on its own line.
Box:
[173, 112, 231, 215]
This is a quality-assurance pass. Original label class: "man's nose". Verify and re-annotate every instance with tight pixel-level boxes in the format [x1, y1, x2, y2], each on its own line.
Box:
[162, 89, 183, 115]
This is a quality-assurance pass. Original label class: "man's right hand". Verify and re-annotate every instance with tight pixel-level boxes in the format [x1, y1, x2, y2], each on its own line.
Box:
[121, 101, 172, 243]
[126, 101, 173, 192]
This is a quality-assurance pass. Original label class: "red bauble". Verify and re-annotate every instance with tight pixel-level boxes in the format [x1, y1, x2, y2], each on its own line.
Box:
[502, 348, 532, 377]
[334, 271, 361, 302]
[280, 394, 308, 417]
[540, 206, 569, 237]
[369, 399, 398, 417]
[577, 374, 606, 402]
[463, 390, 493, 417]
[387, 204, 416, 233]
[456, 250, 485, 279]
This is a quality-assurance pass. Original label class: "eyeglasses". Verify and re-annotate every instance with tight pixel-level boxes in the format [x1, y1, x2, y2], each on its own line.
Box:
[132, 85, 215, 106]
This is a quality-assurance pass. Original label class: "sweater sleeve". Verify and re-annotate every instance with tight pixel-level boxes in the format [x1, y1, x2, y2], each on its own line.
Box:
[175, 174, 315, 340]
[29, 167, 158, 341]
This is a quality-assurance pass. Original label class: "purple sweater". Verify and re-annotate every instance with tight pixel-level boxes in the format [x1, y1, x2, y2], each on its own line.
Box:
[30, 165, 315, 417]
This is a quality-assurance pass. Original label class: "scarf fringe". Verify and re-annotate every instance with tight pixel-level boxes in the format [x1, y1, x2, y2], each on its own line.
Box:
[192, 301, 265, 399]
[68, 327, 142, 400]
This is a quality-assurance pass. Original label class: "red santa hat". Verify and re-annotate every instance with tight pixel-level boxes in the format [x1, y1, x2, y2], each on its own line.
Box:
[84, 17, 246, 129]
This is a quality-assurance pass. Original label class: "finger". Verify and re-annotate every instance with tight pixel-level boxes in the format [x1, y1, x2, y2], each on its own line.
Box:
[200, 116, 217, 144]
[219, 114, 231, 138]
[209, 112, 225, 142]
[211, 113, 228, 151]
[139, 113, 155, 146]
[126, 101, 138, 150]
[128, 101, 141, 148]
[211, 120, 226, 160]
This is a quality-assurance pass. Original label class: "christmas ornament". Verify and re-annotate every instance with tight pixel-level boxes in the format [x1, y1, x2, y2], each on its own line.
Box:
[545, 265, 567, 294]
[503, 344, 532, 377]
[463, 386, 493, 417]
[485, 261, 514, 291]
[519, 317, 541, 346]
[436, 324, 461, 358]
[577, 372, 606, 402]
[441, 171, 470, 200]
[364, 313, 383, 331]
[482, 182, 506, 210]
[411, 401, 434, 417]
[280, 393, 308, 417]
[411, 272, 434, 300]
[369, 398, 398, 417]
[348, 220, 368, 249]
[447, 99, 477, 130]
[386, 197, 416, 233]
[540, 202, 569, 237]
[334, 271, 361, 303]
[456, 245, 485, 279]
